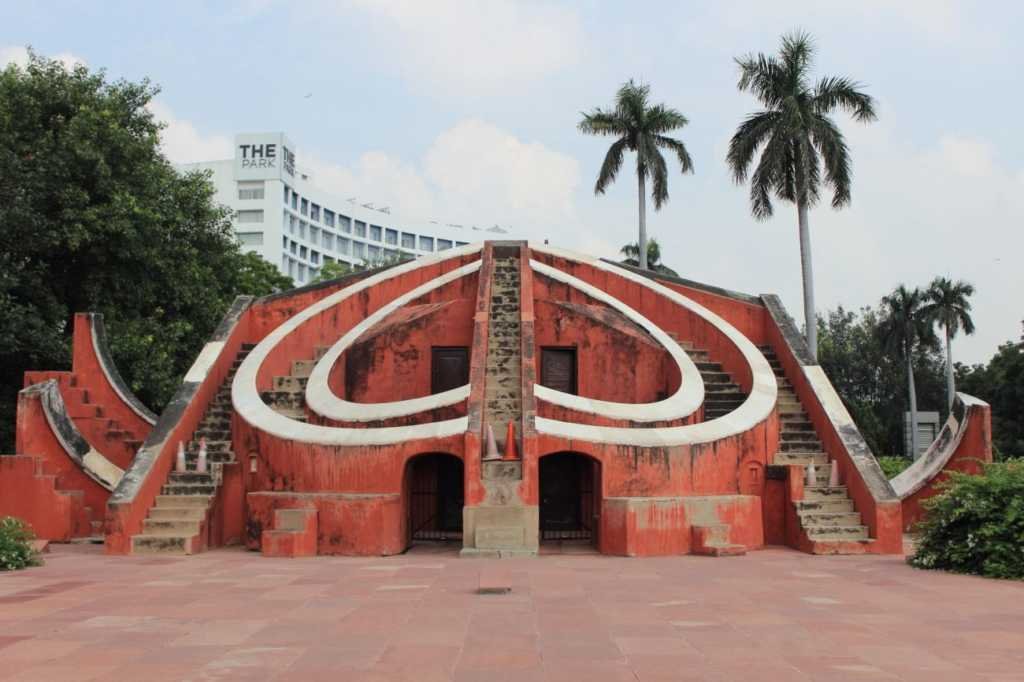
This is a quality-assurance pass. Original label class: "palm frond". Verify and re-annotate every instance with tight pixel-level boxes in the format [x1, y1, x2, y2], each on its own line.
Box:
[595, 137, 627, 195]
[808, 113, 852, 208]
[735, 53, 787, 108]
[727, 111, 779, 183]
[578, 109, 628, 137]
[813, 76, 877, 122]
[646, 105, 689, 135]
[656, 135, 694, 175]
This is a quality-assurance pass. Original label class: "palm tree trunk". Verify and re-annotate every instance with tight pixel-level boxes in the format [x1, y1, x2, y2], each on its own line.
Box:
[638, 173, 648, 270]
[945, 327, 955, 409]
[797, 199, 817, 362]
[907, 346, 920, 458]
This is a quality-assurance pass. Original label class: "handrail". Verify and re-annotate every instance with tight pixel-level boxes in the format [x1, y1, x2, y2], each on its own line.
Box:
[232, 244, 482, 446]
[528, 243, 776, 446]
[21, 380, 124, 491]
[304, 261, 480, 421]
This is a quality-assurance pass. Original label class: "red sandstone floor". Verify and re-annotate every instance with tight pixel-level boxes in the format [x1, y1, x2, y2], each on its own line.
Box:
[1, 544, 1023, 681]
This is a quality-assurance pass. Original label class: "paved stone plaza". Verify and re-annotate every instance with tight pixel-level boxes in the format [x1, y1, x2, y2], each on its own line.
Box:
[1, 545, 1022, 681]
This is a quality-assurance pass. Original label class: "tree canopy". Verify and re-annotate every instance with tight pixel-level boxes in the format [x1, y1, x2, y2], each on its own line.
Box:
[0, 52, 292, 449]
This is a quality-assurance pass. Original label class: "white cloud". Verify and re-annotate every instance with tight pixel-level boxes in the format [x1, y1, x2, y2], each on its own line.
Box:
[338, 0, 584, 93]
[1, 45, 86, 70]
[148, 101, 232, 164]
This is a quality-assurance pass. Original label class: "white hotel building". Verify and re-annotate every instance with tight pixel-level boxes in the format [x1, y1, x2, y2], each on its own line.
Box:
[178, 132, 509, 284]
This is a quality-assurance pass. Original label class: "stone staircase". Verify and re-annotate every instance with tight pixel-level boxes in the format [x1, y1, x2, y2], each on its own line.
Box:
[673, 339, 745, 421]
[131, 344, 253, 554]
[262, 348, 329, 422]
[759, 346, 870, 546]
[484, 253, 522, 451]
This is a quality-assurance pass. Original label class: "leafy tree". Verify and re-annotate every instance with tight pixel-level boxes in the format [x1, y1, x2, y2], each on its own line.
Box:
[619, 238, 679, 276]
[0, 51, 288, 449]
[922, 277, 975, 408]
[230, 251, 293, 297]
[818, 304, 945, 457]
[310, 252, 413, 284]
[958, 326, 1024, 459]
[877, 286, 939, 457]
[727, 31, 876, 362]
[579, 80, 694, 270]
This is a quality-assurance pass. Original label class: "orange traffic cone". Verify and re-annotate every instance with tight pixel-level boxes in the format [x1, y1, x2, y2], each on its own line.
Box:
[503, 421, 518, 460]
[483, 423, 501, 461]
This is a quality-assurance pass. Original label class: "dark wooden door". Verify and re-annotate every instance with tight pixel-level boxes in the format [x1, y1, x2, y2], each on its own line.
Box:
[431, 347, 469, 394]
[541, 347, 577, 394]
[540, 454, 581, 532]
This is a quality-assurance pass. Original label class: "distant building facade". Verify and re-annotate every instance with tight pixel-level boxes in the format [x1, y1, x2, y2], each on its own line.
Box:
[177, 132, 508, 284]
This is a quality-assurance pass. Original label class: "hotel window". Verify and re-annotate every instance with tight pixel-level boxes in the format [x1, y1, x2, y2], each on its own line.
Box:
[323, 209, 335, 227]
[283, 185, 290, 204]
[288, 259, 296, 278]
[311, 250, 320, 265]
[367, 245, 381, 261]
[353, 242, 366, 259]
[456, 241, 469, 247]
[300, 198, 308, 216]
[370, 225, 382, 242]
[237, 232, 263, 246]
[299, 245, 308, 260]
[419, 236, 434, 252]
[337, 237, 350, 255]
[385, 228, 398, 246]
[338, 215, 351, 233]
[309, 226, 320, 245]
[323, 233, 335, 251]
[299, 221, 307, 240]
[289, 240, 297, 255]
[298, 263, 306, 282]
[401, 232, 415, 249]
[384, 248, 399, 260]
[236, 209, 264, 224]
[238, 181, 265, 200]
[437, 239, 452, 251]
[291, 193, 298, 210]
[282, 235, 288, 249]
[354, 220, 366, 238]
[310, 203, 320, 222]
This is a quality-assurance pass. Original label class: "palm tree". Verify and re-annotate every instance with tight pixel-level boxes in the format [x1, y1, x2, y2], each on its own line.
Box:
[579, 80, 694, 270]
[878, 286, 937, 458]
[726, 31, 877, 362]
[922, 277, 975, 408]
[619, 238, 679, 276]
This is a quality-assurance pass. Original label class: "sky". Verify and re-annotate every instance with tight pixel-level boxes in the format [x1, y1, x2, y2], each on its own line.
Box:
[2, 1, 1022, 364]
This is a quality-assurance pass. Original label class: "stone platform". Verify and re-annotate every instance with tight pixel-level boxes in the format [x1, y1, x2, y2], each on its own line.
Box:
[0, 544, 1021, 680]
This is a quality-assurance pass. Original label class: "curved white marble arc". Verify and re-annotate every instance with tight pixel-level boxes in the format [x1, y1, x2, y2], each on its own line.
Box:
[232, 244, 482, 446]
[528, 242, 777, 447]
[305, 261, 480, 421]
[530, 260, 703, 423]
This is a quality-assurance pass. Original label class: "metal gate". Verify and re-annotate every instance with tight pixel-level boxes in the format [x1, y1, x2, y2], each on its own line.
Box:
[539, 453, 596, 542]
[408, 455, 464, 542]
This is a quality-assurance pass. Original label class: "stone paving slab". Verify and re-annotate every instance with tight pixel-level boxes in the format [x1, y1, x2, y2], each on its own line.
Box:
[1, 544, 1023, 681]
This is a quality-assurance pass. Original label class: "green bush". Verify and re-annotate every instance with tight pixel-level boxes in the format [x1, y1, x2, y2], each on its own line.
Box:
[877, 455, 912, 479]
[0, 516, 41, 571]
[909, 461, 1024, 579]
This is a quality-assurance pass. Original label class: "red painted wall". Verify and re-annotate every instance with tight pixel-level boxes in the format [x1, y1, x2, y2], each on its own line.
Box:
[0, 455, 90, 541]
[901, 402, 992, 530]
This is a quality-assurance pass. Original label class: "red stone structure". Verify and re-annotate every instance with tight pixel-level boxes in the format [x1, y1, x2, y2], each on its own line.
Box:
[1, 242, 992, 557]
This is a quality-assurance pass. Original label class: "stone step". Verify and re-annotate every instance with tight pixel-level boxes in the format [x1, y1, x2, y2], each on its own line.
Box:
[773, 453, 829, 467]
[155, 494, 211, 508]
[804, 525, 869, 540]
[273, 376, 307, 392]
[780, 440, 823, 453]
[781, 421, 815, 432]
[781, 431, 820, 442]
[131, 534, 197, 555]
[798, 511, 862, 527]
[803, 485, 848, 501]
[168, 471, 214, 485]
[694, 361, 723, 372]
[162, 483, 216, 496]
[796, 498, 855, 513]
[148, 506, 207, 520]
[143, 518, 202, 535]
[291, 360, 315, 378]
[700, 371, 732, 383]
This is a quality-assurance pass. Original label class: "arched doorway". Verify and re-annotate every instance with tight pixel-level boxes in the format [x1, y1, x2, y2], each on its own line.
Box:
[539, 452, 600, 546]
[405, 453, 464, 546]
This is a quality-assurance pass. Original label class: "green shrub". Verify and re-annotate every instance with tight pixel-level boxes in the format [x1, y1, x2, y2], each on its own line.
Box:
[909, 461, 1024, 579]
[0, 516, 41, 571]
[877, 455, 911, 479]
